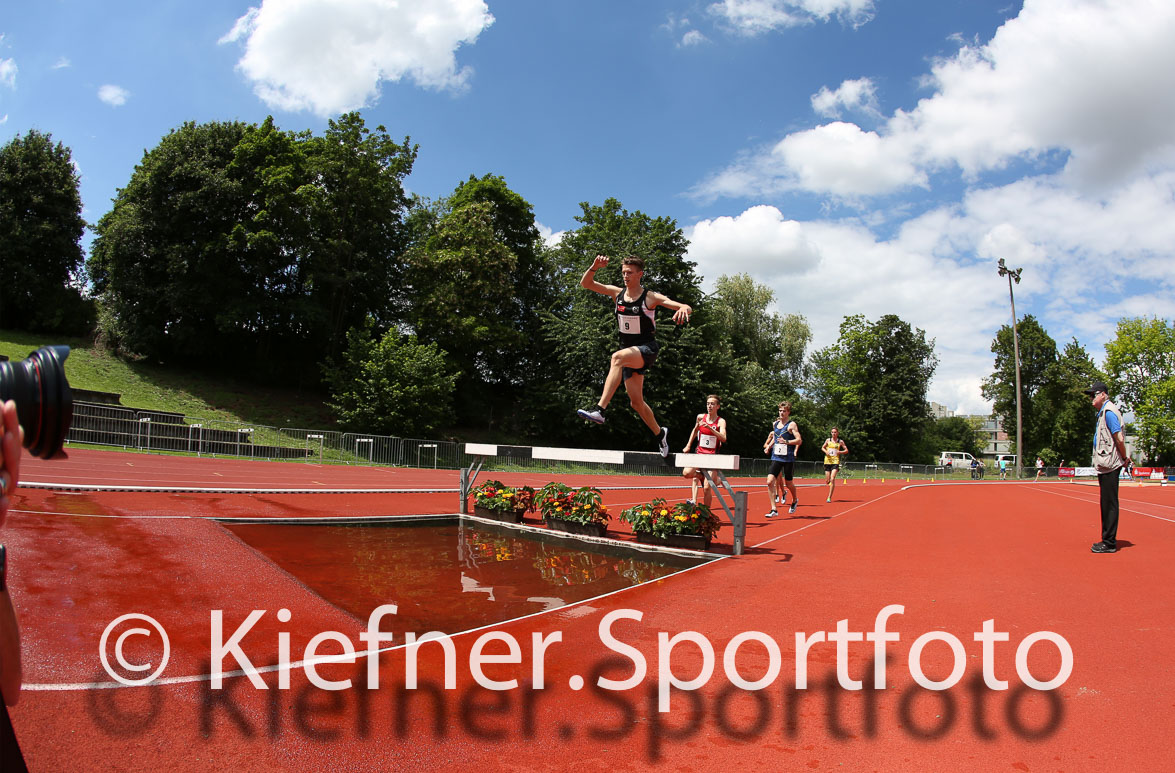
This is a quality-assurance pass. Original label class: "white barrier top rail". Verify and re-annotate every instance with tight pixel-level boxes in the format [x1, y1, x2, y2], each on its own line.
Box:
[464, 443, 739, 472]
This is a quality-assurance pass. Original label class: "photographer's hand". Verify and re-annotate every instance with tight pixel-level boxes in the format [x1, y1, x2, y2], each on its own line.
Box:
[1, 400, 23, 707]
[0, 400, 22, 525]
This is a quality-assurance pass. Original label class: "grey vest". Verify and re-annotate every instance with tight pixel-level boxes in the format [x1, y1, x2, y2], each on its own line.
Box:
[1093, 400, 1125, 473]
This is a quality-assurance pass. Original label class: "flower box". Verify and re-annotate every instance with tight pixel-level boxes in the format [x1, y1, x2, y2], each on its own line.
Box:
[635, 530, 711, 551]
[473, 504, 525, 523]
[545, 516, 607, 538]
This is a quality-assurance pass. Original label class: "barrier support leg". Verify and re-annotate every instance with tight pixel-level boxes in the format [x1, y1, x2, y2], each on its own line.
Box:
[702, 470, 747, 556]
[459, 458, 484, 514]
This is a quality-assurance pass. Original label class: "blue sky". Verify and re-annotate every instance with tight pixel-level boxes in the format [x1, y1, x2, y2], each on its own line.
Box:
[4, 0, 1174, 415]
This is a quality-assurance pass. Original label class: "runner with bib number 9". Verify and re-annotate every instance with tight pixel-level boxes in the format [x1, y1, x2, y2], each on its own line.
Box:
[576, 255, 693, 458]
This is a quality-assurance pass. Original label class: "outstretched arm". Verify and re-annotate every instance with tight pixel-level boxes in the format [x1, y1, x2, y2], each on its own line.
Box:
[581, 255, 622, 297]
[646, 290, 693, 325]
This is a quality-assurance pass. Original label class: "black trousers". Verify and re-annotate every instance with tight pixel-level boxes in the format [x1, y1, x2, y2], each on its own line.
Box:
[1097, 467, 1122, 546]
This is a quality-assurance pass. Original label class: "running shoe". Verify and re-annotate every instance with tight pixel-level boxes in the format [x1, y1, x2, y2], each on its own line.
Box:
[788, 502, 797, 514]
[765, 510, 777, 519]
[658, 427, 669, 458]
[577, 406, 605, 424]
[826, 496, 832, 503]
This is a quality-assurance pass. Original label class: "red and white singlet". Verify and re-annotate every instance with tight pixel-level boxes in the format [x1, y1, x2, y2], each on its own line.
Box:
[696, 415, 721, 455]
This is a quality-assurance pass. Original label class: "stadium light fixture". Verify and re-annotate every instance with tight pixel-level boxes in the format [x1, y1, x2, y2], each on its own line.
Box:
[997, 258, 1024, 480]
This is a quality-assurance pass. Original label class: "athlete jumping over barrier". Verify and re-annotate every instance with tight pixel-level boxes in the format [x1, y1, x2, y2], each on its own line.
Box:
[576, 255, 693, 458]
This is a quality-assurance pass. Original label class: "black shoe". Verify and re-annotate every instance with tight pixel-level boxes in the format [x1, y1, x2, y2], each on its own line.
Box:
[1090, 541, 1118, 553]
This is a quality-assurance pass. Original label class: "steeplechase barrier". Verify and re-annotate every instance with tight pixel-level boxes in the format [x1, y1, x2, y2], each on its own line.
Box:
[461, 443, 748, 555]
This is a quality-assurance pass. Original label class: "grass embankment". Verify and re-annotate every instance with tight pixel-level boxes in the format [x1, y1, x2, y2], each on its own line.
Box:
[1, 329, 335, 431]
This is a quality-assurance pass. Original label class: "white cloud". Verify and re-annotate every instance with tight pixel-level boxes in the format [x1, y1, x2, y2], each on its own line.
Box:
[52, 57, 71, 70]
[680, 30, 709, 47]
[811, 77, 879, 118]
[700, 0, 1175, 199]
[692, 121, 926, 200]
[0, 115, 7, 125]
[687, 205, 823, 282]
[537, 222, 565, 247]
[707, 0, 874, 35]
[98, 84, 130, 106]
[221, 0, 494, 117]
[685, 161, 1175, 415]
[0, 58, 16, 89]
[774, 122, 926, 196]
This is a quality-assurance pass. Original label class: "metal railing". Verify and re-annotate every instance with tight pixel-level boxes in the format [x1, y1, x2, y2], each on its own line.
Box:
[68, 402, 1168, 479]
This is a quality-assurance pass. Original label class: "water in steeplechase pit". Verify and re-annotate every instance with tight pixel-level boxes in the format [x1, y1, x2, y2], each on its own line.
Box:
[223, 518, 709, 635]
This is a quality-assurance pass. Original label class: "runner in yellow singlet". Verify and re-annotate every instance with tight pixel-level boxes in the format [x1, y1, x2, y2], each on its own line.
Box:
[821, 427, 849, 503]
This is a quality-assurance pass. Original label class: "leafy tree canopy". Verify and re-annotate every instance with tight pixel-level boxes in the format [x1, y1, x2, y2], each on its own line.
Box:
[980, 314, 1058, 457]
[322, 318, 457, 437]
[0, 129, 91, 334]
[808, 313, 938, 462]
[1104, 317, 1175, 463]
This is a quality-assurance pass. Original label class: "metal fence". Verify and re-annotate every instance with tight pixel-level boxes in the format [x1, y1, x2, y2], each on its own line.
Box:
[64, 402, 1172, 479]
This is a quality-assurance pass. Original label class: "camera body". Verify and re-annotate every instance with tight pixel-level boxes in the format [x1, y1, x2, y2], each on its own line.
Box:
[0, 346, 74, 459]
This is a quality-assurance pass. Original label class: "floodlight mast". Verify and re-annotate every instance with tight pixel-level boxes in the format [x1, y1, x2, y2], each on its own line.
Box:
[997, 258, 1024, 480]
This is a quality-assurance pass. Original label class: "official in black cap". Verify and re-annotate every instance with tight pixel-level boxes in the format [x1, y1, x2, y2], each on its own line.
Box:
[1083, 382, 1131, 553]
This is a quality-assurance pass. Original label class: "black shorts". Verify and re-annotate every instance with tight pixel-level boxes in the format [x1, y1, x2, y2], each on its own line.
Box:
[769, 460, 794, 480]
[622, 342, 659, 381]
[824, 464, 840, 472]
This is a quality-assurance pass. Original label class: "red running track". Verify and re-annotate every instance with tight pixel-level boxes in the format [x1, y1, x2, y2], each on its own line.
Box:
[5, 448, 1175, 771]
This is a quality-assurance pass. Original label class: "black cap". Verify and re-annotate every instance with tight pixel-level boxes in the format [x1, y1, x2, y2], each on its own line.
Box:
[1083, 381, 1108, 396]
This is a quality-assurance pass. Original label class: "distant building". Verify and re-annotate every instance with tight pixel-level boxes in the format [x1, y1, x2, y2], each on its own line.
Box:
[929, 402, 955, 419]
[957, 414, 1011, 462]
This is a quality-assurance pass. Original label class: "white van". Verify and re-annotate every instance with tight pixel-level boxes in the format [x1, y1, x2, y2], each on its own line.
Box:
[995, 454, 1017, 467]
[938, 451, 979, 469]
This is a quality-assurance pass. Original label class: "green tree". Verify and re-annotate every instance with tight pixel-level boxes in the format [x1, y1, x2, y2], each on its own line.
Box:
[808, 314, 938, 463]
[1037, 339, 1105, 466]
[1104, 317, 1175, 463]
[89, 120, 254, 361]
[407, 199, 524, 424]
[980, 314, 1058, 458]
[322, 319, 457, 437]
[709, 273, 811, 386]
[88, 113, 417, 385]
[404, 174, 552, 430]
[300, 113, 417, 361]
[0, 130, 91, 333]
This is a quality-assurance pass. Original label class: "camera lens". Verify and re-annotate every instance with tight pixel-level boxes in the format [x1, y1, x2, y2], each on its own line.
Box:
[0, 345, 74, 459]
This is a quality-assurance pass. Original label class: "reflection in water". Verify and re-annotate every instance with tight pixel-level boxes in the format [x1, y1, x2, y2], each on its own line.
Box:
[224, 518, 706, 636]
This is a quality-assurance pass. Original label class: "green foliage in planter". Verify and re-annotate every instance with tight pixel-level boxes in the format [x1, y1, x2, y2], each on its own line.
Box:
[620, 497, 721, 539]
[537, 481, 609, 525]
[471, 479, 534, 513]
